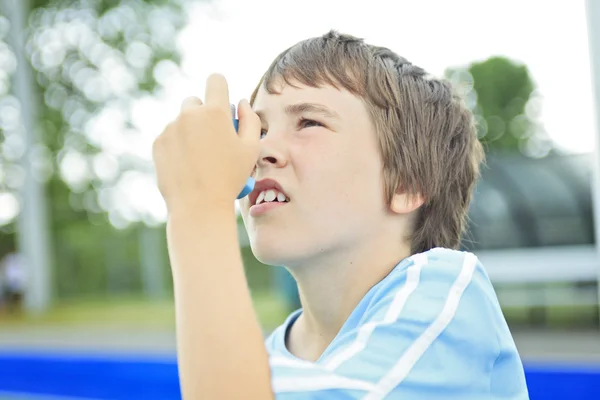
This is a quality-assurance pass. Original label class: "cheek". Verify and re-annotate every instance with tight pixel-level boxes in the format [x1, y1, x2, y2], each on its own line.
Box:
[338, 160, 385, 219]
[294, 143, 384, 219]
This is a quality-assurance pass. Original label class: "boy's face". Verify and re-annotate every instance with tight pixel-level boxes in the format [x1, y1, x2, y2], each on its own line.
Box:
[239, 80, 391, 267]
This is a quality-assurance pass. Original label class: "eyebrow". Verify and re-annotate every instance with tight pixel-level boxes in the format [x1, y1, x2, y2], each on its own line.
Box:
[284, 103, 340, 120]
[255, 102, 341, 122]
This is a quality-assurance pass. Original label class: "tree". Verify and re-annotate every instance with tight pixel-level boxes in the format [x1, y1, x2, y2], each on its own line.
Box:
[445, 56, 553, 157]
[0, 0, 204, 300]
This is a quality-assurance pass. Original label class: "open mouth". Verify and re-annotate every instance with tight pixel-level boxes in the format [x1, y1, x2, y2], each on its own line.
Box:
[254, 189, 290, 205]
[247, 179, 290, 217]
[248, 188, 290, 217]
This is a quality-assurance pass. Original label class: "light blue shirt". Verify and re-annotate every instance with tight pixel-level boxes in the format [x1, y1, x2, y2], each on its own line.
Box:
[265, 248, 529, 399]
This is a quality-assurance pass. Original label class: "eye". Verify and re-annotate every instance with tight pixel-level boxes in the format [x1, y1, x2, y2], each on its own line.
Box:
[298, 118, 324, 129]
[260, 128, 267, 139]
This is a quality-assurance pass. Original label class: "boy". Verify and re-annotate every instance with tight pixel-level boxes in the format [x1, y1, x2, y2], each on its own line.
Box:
[152, 31, 529, 399]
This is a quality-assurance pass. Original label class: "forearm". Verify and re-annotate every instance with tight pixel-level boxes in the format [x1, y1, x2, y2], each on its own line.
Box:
[167, 208, 273, 400]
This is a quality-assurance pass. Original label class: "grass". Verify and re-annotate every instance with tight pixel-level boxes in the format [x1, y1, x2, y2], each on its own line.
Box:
[1, 291, 597, 333]
[502, 304, 599, 330]
[0, 290, 290, 333]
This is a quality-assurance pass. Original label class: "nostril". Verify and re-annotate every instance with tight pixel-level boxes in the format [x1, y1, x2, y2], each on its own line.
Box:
[264, 156, 277, 164]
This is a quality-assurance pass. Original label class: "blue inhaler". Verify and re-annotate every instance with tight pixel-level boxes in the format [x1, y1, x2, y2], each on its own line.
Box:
[231, 104, 255, 199]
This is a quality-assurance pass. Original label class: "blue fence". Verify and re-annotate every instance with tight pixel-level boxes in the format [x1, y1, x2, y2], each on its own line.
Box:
[1, 351, 599, 399]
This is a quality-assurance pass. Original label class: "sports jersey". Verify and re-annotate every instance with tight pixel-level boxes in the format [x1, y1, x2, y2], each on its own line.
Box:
[265, 248, 529, 399]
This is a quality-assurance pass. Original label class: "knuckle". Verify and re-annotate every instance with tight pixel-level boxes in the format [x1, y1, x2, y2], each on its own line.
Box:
[178, 107, 197, 122]
[204, 103, 227, 116]
[182, 96, 202, 107]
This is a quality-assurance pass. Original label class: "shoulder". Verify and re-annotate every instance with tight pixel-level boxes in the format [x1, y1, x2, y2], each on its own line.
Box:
[321, 248, 505, 378]
[364, 248, 501, 332]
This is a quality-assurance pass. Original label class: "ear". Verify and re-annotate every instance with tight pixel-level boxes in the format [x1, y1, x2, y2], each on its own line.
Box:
[390, 190, 425, 215]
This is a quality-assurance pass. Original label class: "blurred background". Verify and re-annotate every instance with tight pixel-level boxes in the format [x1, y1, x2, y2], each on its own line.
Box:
[0, 0, 599, 399]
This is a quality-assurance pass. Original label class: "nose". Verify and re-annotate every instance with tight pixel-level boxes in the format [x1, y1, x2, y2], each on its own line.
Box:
[256, 134, 287, 169]
[260, 155, 278, 165]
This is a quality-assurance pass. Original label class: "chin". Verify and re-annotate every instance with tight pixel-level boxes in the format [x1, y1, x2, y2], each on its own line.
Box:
[249, 237, 291, 266]
[248, 233, 308, 267]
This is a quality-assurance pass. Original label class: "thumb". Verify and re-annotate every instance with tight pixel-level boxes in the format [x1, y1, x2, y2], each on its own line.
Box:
[236, 99, 261, 145]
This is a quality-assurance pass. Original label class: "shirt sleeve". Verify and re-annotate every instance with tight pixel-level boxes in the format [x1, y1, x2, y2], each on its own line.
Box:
[268, 251, 529, 400]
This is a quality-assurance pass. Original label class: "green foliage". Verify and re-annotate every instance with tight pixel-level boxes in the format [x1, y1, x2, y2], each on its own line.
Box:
[0, 0, 204, 299]
[445, 56, 549, 156]
[34, 0, 186, 298]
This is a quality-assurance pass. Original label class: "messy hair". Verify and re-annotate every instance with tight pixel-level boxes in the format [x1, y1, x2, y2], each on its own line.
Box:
[250, 30, 485, 254]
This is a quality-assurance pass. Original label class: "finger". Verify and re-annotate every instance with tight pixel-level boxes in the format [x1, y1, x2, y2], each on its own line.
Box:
[237, 99, 261, 145]
[181, 96, 203, 112]
[204, 73, 230, 108]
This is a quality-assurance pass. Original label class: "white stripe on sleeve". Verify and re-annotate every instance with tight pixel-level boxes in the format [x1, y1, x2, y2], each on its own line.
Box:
[362, 252, 478, 400]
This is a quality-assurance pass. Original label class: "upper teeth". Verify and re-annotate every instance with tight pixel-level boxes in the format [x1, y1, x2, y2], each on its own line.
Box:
[256, 189, 289, 205]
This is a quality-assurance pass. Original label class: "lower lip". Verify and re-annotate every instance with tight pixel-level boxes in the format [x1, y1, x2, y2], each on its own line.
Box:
[249, 201, 288, 217]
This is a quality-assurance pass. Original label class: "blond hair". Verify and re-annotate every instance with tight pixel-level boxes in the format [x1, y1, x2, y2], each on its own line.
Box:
[250, 31, 485, 254]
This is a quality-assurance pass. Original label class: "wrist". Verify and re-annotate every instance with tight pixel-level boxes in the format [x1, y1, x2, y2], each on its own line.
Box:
[167, 200, 236, 223]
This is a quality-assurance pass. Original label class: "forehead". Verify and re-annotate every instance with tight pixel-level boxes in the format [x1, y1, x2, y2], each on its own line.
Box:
[252, 80, 367, 116]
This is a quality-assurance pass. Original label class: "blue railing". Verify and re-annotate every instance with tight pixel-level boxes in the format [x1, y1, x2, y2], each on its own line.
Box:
[1, 351, 599, 399]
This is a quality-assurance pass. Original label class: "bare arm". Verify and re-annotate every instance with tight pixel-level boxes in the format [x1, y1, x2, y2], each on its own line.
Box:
[152, 74, 272, 399]
[167, 208, 274, 400]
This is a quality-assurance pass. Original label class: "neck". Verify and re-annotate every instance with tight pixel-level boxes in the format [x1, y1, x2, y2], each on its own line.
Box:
[285, 236, 411, 361]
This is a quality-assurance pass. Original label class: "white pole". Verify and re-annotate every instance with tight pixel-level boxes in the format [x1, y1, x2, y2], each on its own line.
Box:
[3, 0, 53, 314]
[586, 0, 600, 329]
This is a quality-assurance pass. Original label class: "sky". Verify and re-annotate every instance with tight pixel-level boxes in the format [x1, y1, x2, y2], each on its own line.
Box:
[155, 0, 597, 154]
[2, 0, 599, 227]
